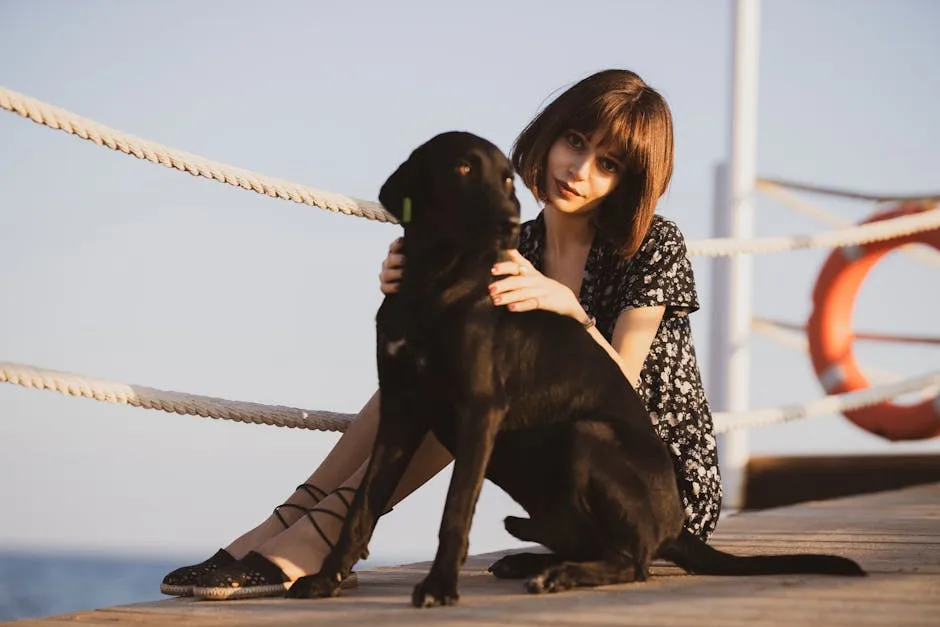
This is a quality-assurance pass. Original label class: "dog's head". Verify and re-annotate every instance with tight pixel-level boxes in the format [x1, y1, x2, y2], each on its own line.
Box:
[379, 131, 521, 251]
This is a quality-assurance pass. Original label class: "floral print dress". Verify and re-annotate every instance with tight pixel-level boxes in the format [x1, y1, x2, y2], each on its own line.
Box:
[518, 212, 722, 541]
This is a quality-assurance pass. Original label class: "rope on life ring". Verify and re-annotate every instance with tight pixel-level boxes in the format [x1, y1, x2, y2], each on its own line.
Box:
[807, 201, 940, 441]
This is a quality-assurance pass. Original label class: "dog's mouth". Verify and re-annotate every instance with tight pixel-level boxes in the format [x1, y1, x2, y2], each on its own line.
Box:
[501, 215, 521, 248]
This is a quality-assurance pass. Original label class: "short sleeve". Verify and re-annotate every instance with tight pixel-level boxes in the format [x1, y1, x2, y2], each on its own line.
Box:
[619, 217, 700, 318]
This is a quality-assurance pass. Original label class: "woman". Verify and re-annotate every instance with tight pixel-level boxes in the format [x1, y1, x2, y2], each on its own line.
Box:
[162, 68, 722, 600]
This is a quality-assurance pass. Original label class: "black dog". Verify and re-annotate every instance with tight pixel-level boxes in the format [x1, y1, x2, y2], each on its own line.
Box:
[287, 131, 864, 607]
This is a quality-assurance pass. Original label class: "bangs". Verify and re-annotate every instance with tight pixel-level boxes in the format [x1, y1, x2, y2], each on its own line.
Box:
[567, 94, 653, 171]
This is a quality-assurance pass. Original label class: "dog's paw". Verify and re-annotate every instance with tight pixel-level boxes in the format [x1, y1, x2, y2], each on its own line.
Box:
[285, 573, 342, 599]
[488, 555, 519, 579]
[412, 575, 459, 608]
[525, 567, 574, 595]
[489, 554, 534, 579]
[489, 552, 561, 579]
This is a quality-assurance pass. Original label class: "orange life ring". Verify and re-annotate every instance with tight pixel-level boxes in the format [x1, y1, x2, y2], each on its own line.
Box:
[807, 201, 940, 441]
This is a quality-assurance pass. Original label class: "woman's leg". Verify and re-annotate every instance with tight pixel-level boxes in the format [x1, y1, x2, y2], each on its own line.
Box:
[225, 390, 453, 563]
[165, 390, 452, 595]
[256, 431, 453, 580]
[223, 391, 386, 558]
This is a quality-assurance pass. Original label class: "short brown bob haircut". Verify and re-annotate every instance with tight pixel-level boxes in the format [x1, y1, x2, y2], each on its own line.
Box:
[511, 69, 674, 258]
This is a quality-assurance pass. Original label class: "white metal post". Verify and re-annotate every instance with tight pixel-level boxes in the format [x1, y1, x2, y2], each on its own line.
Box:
[710, 0, 760, 512]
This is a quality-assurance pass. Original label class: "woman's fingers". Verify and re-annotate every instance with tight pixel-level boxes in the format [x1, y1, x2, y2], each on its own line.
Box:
[491, 261, 534, 277]
[507, 249, 530, 266]
[489, 275, 530, 296]
[491, 249, 536, 278]
[382, 268, 404, 282]
[383, 253, 405, 270]
[380, 238, 406, 294]
[505, 298, 540, 312]
[491, 284, 542, 307]
[490, 263, 513, 277]
[508, 249, 536, 275]
[379, 268, 402, 294]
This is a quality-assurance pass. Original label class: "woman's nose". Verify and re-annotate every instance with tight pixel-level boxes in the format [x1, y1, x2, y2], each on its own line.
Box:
[568, 154, 592, 180]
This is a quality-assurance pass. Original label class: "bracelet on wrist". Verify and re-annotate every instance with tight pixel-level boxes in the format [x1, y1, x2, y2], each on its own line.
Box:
[582, 315, 597, 330]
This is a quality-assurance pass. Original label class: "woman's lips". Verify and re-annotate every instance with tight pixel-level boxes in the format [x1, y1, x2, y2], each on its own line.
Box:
[555, 179, 582, 198]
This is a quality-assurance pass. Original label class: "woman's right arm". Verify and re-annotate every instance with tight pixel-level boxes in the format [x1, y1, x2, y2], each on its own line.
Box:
[379, 237, 405, 294]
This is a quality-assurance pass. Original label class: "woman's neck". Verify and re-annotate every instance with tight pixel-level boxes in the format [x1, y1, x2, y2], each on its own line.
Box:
[541, 204, 595, 295]
[542, 204, 595, 259]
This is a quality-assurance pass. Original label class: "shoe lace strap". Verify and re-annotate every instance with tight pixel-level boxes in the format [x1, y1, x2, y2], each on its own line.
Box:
[271, 483, 329, 529]
[330, 486, 358, 509]
[272, 503, 308, 529]
[302, 506, 348, 551]
[295, 483, 328, 502]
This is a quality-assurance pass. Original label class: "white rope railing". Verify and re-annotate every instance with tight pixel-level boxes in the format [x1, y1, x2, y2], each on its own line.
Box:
[750, 318, 940, 403]
[2, 360, 936, 435]
[756, 177, 940, 203]
[0, 86, 395, 223]
[4, 86, 940, 259]
[750, 318, 903, 387]
[754, 316, 940, 347]
[0, 361, 355, 432]
[685, 206, 940, 257]
[714, 370, 940, 433]
[755, 182, 940, 267]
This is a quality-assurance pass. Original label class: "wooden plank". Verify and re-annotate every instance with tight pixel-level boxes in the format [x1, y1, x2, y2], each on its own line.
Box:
[10, 482, 940, 627]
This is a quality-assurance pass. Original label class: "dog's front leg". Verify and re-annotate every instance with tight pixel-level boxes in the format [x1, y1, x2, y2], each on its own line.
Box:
[287, 390, 429, 599]
[413, 400, 505, 608]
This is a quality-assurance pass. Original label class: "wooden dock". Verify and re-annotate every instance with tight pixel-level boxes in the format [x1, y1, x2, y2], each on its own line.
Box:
[10, 482, 939, 626]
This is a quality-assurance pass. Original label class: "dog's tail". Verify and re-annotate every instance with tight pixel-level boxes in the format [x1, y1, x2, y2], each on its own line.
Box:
[659, 529, 865, 577]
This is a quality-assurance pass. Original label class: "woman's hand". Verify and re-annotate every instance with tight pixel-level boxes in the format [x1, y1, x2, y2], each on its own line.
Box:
[379, 237, 405, 294]
[489, 250, 586, 321]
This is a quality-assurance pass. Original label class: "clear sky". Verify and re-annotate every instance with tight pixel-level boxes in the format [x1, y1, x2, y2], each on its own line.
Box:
[1, 0, 938, 564]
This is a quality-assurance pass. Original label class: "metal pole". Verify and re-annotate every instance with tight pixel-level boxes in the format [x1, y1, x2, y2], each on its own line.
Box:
[711, 0, 760, 511]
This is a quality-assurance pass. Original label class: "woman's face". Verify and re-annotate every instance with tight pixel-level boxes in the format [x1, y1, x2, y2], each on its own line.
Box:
[543, 129, 623, 215]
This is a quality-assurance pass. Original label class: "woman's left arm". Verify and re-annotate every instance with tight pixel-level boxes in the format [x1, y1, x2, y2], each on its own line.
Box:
[587, 306, 665, 388]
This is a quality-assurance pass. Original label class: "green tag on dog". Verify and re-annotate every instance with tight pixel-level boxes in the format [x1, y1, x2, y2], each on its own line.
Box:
[402, 197, 412, 224]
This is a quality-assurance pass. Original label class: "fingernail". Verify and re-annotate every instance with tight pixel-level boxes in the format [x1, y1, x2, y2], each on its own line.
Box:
[491, 266, 498, 274]
[493, 296, 502, 304]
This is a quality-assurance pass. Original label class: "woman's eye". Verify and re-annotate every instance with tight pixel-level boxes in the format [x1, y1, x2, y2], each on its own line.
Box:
[599, 158, 620, 174]
[565, 132, 584, 148]
[456, 162, 472, 176]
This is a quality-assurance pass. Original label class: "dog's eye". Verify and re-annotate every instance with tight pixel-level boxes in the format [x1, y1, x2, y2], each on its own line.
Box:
[456, 162, 472, 176]
[504, 177, 514, 192]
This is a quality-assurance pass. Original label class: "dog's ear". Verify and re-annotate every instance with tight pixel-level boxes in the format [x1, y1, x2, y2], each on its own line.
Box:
[379, 147, 424, 223]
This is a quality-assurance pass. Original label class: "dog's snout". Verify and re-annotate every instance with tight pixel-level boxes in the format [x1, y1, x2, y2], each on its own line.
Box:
[502, 215, 521, 248]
